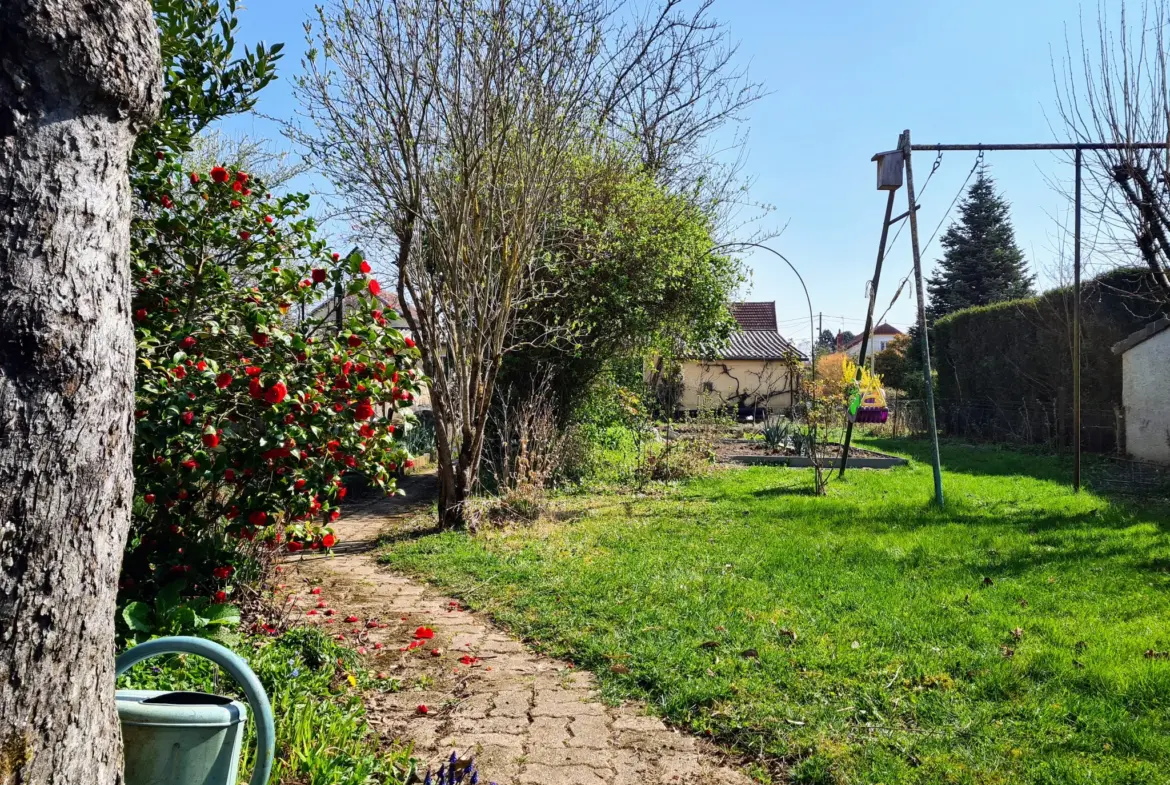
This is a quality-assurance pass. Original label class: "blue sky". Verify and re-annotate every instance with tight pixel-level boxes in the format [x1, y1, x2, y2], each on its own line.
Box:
[221, 0, 1102, 350]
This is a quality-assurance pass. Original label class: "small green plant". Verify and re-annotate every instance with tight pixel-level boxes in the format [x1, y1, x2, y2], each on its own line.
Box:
[403, 415, 437, 457]
[119, 579, 240, 645]
[762, 416, 792, 452]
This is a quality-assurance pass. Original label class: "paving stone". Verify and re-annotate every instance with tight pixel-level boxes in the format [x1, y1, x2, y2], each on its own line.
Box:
[518, 764, 610, 785]
[526, 716, 572, 747]
[530, 744, 624, 767]
[565, 714, 611, 749]
[439, 732, 525, 750]
[612, 714, 667, 732]
[489, 690, 533, 718]
[532, 700, 607, 718]
[451, 715, 529, 734]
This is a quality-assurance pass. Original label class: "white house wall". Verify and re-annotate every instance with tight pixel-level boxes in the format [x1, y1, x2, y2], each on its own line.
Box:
[1122, 328, 1170, 464]
[679, 359, 796, 413]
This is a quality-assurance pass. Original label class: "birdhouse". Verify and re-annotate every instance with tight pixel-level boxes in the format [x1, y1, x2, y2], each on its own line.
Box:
[872, 149, 903, 191]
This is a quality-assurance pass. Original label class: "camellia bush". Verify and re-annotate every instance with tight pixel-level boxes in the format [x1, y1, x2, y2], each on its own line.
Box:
[120, 156, 422, 615]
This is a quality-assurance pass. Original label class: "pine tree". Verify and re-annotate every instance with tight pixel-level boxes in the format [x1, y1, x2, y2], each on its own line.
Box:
[926, 169, 1034, 320]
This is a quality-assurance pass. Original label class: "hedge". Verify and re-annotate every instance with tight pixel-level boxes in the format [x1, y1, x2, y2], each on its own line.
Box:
[930, 267, 1167, 450]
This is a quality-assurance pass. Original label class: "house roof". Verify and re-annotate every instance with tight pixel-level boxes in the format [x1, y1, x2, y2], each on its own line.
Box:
[1112, 316, 1170, 355]
[717, 330, 807, 362]
[731, 301, 778, 331]
[843, 322, 904, 350]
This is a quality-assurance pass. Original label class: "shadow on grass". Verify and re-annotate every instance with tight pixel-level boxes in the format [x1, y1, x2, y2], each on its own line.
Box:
[861, 436, 1077, 483]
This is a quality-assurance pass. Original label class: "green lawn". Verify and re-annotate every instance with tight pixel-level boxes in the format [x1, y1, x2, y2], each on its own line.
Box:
[381, 439, 1170, 785]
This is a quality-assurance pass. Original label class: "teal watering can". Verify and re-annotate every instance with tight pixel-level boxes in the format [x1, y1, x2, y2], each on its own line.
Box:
[115, 636, 275, 785]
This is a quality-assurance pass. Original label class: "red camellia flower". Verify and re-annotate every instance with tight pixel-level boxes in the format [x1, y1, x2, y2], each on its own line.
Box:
[310, 587, 322, 595]
[236, 171, 249, 184]
[180, 411, 195, 426]
[161, 195, 174, 209]
[239, 230, 251, 241]
[231, 180, 243, 193]
[215, 372, 233, 389]
[414, 627, 435, 640]
[202, 432, 220, 448]
[180, 335, 196, 350]
[404, 336, 416, 348]
[311, 268, 327, 284]
[190, 172, 201, 184]
[368, 279, 381, 296]
[344, 615, 359, 623]
[244, 365, 262, 377]
[264, 215, 274, 224]
[405, 459, 415, 469]
[294, 479, 307, 491]
[215, 591, 227, 603]
[322, 533, 336, 548]
[212, 565, 233, 579]
[224, 469, 236, 482]
[135, 308, 147, 321]
[173, 366, 187, 379]
[359, 259, 371, 273]
[354, 400, 375, 421]
[252, 332, 269, 348]
[143, 493, 156, 504]
[347, 334, 362, 348]
[331, 252, 340, 261]
[329, 510, 341, 522]
[230, 199, 241, 208]
[181, 459, 198, 470]
[249, 510, 268, 527]
[287, 541, 304, 553]
[416, 705, 429, 715]
[264, 381, 287, 405]
[195, 360, 207, 372]
[210, 166, 229, 183]
[249, 378, 263, 399]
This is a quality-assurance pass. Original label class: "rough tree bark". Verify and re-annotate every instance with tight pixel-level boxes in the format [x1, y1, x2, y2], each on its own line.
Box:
[0, 1, 160, 782]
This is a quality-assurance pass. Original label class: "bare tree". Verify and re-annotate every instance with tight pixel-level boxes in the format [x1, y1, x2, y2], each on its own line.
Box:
[290, 0, 762, 527]
[0, 0, 160, 781]
[1056, 0, 1170, 300]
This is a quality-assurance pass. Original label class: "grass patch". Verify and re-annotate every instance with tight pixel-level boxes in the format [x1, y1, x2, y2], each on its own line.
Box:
[118, 627, 412, 784]
[382, 438, 1170, 784]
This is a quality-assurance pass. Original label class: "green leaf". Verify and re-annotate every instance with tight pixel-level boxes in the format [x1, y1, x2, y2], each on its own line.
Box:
[204, 604, 242, 627]
[156, 580, 186, 618]
[122, 602, 153, 633]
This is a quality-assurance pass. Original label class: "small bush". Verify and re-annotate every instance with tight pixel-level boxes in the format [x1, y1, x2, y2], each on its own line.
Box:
[638, 436, 716, 484]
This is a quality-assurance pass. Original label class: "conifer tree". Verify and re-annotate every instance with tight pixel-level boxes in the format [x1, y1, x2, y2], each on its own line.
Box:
[927, 169, 1034, 320]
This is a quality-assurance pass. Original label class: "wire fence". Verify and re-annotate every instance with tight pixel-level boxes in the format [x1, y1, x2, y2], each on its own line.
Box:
[884, 396, 1170, 497]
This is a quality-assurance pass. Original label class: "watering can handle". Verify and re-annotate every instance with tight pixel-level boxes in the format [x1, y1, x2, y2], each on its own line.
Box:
[116, 636, 275, 785]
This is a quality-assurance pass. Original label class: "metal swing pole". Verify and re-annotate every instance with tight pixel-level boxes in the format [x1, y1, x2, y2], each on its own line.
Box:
[838, 186, 898, 477]
[902, 129, 945, 506]
[1073, 148, 1082, 492]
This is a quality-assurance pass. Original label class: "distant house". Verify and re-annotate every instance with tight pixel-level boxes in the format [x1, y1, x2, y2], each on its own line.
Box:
[1112, 316, 1170, 464]
[842, 323, 903, 359]
[306, 291, 414, 337]
[674, 302, 807, 418]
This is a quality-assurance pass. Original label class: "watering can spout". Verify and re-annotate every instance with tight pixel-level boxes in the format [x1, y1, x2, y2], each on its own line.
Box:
[115, 636, 275, 785]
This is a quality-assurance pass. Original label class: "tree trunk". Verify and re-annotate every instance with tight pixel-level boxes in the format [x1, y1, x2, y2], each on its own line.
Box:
[0, 1, 160, 782]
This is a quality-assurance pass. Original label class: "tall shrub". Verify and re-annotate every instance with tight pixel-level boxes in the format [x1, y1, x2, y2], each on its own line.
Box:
[124, 158, 421, 606]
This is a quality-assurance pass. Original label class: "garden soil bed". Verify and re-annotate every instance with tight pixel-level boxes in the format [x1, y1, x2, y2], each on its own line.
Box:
[714, 439, 907, 468]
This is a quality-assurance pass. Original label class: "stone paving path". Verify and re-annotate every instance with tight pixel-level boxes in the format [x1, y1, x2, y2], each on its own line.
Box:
[283, 474, 754, 785]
